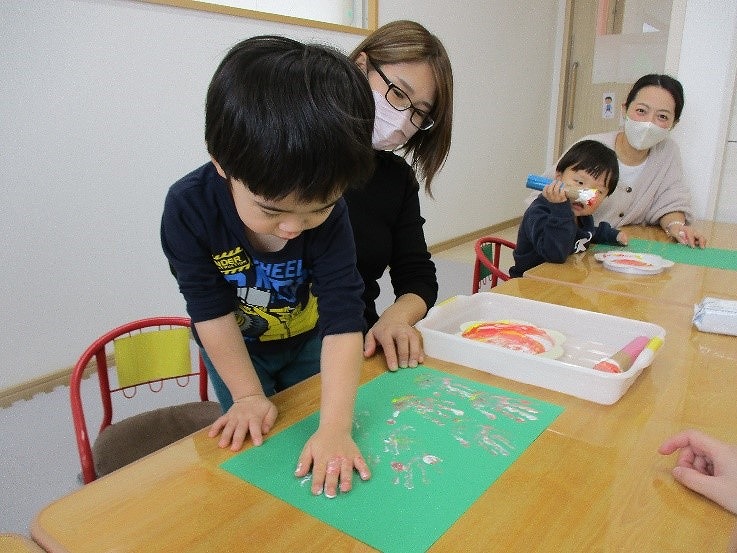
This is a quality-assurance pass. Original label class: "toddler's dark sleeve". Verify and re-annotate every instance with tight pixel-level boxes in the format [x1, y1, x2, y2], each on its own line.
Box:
[593, 221, 621, 245]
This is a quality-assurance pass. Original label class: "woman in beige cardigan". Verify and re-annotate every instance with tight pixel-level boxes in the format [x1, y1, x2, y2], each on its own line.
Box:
[556, 74, 707, 248]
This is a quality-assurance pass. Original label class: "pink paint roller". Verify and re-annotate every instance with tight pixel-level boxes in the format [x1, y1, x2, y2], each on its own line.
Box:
[629, 336, 663, 371]
[593, 335, 650, 373]
[526, 174, 598, 206]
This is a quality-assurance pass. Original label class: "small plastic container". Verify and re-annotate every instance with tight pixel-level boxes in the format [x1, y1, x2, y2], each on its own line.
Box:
[416, 294, 665, 404]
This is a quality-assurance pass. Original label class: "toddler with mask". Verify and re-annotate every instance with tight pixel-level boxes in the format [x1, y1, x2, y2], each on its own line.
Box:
[343, 20, 453, 372]
[547, 74, 706, 248]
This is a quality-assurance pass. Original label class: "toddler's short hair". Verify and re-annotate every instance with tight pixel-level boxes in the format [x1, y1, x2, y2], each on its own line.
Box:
[557, 140, 619, 195]
[206, 35, 375, 203]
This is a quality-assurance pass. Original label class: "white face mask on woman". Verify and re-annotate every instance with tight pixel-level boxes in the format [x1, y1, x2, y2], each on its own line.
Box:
[624, 117, 670, 150]
[371, 91, 418, 151]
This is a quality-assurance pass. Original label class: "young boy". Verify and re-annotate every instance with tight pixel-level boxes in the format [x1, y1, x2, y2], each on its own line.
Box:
[160, 36, 376, 499]
[510, 140, 627, 277]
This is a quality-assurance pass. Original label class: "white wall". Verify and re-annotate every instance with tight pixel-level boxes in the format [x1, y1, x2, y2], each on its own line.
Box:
[1, 0, 558, 388]
[4, 0, 733, 389]
[402, 2, 559, 238]
[716, 82, 737, 223]
[670, 0, 737, 220]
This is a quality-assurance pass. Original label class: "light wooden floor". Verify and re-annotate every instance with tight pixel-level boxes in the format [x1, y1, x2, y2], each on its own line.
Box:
[432, 225, 518, 268]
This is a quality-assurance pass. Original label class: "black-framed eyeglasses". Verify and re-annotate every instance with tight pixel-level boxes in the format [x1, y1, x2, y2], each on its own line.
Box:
[369, 59, 434, 131]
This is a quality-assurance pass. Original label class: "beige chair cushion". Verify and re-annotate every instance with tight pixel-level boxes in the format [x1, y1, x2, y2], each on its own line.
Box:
[92, 401, 222, 477]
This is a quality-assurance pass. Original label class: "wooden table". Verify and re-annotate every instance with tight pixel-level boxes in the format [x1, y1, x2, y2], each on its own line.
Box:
[0, 534, 44, 552]
[32, 279, 736, 552]
[523, 220, 737, 307]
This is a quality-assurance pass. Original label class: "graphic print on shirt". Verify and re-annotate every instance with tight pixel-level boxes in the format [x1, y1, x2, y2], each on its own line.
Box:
[573, 232, 593, 253]
[213, 246, 317, 342]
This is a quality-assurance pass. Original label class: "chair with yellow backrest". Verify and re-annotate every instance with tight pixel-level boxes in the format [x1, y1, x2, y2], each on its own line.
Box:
[70, 316, 222, 483]
[472, 236, 516, 293]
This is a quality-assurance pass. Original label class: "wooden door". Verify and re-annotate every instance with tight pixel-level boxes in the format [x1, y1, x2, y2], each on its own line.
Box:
[556, 0, 633, 157]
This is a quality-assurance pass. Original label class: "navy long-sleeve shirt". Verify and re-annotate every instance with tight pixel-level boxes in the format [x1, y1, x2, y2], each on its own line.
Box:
[161, 162, 365, 353]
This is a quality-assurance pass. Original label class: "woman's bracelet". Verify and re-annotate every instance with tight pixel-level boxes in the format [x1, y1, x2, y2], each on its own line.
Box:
[664, 220, 686, 237]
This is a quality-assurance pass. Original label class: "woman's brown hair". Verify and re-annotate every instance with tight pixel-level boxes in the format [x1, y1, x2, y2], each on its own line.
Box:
[351, 20, 453, 196]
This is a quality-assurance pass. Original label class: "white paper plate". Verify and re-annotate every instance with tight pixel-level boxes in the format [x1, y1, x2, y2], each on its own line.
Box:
[594, 251, 674, 275]
[459, 319, 566, 359]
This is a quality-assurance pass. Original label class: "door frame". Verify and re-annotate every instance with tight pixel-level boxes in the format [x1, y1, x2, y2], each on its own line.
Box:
[553, 0, 576, 161]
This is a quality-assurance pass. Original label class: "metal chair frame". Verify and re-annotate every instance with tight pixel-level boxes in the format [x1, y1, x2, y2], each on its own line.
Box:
[70, 316, 210, 483]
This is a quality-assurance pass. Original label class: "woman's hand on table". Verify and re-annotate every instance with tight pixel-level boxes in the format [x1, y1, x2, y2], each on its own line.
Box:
[678, 224, 708, 248]
[671, 223, 708, 248]
[364, 295, 428, 371]
[664, 220, 708, 248]
[209, 394, 278, 451]
[659, 429, 737, 515]
[294, 426, 371, 498]
[616, 230, 629, 246]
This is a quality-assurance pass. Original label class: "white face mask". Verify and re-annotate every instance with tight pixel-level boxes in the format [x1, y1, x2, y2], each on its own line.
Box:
[624, 117, 670, 150]
[371, 91, 417, 151]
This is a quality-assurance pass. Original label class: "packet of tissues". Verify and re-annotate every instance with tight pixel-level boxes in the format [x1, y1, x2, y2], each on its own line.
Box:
[693, 297, 737, 336]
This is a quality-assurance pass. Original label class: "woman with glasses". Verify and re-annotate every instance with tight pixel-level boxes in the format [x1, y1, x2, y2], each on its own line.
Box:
[345, 20, 453, 371]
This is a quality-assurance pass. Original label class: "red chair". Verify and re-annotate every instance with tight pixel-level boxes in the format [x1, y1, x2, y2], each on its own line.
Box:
[70, 316, 221, 483]
[472, 236, 516, 293]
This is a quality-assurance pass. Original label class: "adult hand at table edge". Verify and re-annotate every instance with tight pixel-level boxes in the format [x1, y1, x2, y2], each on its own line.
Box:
[676, 225, 708, 249]
[208, 394, 278, 450]
[658, 429, 737, 515]
[364, 295, 428, 371]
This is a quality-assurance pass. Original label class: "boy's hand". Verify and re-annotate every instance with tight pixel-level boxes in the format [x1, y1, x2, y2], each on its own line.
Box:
[541, 181, 568, 204]
[208, 394, 278, 451]
[294, 426, 371, 498]
[616, 230, 628, 245]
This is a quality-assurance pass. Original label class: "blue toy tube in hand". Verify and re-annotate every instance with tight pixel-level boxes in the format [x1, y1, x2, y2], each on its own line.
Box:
[525, 174, 597, 205]
[526, 174, 553, 191]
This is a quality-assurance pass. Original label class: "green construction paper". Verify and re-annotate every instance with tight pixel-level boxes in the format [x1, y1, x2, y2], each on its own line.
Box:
[221, 366, 563, 553]
[595, 239, 737, 270]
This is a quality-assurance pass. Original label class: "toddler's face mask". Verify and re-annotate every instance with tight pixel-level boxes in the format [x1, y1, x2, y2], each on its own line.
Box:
[624, 117, 670, 150]
[371, 91, 418, 151]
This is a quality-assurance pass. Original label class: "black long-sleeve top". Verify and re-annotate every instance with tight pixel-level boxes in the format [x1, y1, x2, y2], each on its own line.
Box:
[344, 150, 438, 328]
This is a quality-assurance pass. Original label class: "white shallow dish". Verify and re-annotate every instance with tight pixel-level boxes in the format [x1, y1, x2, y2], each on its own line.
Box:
[594, 251, 674, 275]
[416, 293, 666, 405]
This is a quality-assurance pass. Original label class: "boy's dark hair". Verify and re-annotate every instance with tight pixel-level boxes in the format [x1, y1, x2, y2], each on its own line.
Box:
[625, 74, 684, 122]
[206, 36, 375, 203]
[557, 140, 619, 195]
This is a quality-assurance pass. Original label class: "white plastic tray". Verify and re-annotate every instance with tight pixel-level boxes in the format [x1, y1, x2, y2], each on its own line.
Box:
[416, 293, 666, 405]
